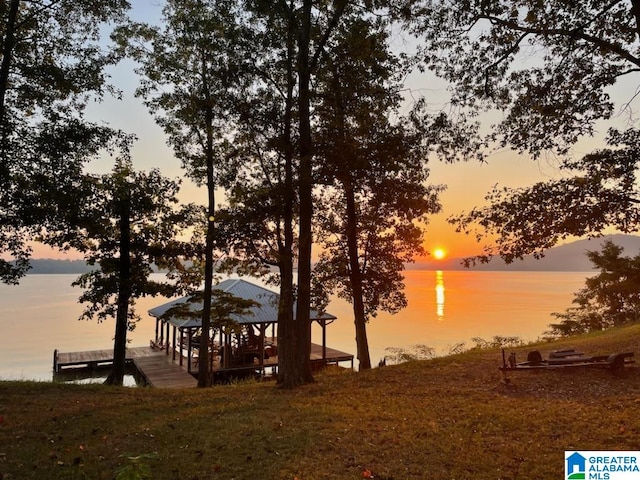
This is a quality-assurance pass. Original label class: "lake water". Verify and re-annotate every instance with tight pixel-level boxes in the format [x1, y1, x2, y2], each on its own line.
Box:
[0, 270, 591, 381]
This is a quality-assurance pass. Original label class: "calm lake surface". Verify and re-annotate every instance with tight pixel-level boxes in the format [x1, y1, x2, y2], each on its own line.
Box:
[0, 270, 591, 381]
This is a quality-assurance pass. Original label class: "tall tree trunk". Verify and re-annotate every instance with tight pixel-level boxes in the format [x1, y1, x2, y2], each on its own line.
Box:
[277, 12, 297, 386]
[278, 248, 295, 384]
[198, 46, 215, 387]
[0, 0, 19, 123]
[631, 0, 640, 41]
[105, 194, 131, 386]
[198, 111, 215, 387]
[328, 55, 372, 369]
[199, 186, 214, 387]
[0, 0, 19, 171]
[343, 178, 371, 370]
[294, 0, 314, 385]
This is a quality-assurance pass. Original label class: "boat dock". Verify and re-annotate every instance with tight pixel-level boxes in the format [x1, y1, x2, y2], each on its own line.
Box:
[53, 281, 355, 387]
[133, 355, 198, 388]
[54, 346, 197, 389]
[310, 344, 354, 367]
[53, 341, 354, 388]
[54, 346, 157, 372]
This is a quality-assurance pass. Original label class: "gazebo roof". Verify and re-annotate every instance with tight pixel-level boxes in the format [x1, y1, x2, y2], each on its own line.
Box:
[148, 278, 337, 328]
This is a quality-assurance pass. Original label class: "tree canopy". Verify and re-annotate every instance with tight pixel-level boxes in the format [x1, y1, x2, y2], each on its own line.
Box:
[400, 0, 640, 157]
[550, 240, 640, 336]
[43, 159, 197, 385]
[311, 13, 444, 369]
[395, 0, 640, 262]
[0, 0, 130, 284]
[115, 0, 249, 386]
[452, 128, 640, 263]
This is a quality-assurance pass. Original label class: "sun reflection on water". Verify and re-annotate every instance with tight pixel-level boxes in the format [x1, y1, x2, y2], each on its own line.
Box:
[436, 270, 445, 321]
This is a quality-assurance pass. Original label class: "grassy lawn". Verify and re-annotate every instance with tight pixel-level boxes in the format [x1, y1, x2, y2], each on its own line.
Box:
[1, 324, 639, 479]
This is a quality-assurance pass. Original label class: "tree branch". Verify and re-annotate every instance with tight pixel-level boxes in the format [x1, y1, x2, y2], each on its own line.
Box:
[310, 0, 351, 71]
[17, 0, 64, 29]
[0, 0, 19, 123]
[484, 32, 528, 96]
[631, 0, 640, 42]
[482, 13, 640, 68]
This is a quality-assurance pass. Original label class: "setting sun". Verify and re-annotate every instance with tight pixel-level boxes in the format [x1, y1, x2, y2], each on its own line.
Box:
[433, 248, 447, 260]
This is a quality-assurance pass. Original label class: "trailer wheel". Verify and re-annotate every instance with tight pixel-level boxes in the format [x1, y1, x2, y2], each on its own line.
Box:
[527, 350, 543, 365]
[609, 354, 626, 375]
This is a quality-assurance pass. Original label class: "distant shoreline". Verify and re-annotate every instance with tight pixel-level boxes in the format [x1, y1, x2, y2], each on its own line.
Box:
[14, 233, 640, 274]
[22, 265, 596, 274]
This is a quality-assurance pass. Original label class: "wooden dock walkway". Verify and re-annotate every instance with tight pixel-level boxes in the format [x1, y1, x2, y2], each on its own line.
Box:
[133, 355, 197, 388]
[54, 346, 157, 372]
[310, 344, 354, 367]
[54, 346, 198, 389]
[54, 341, 353, 388]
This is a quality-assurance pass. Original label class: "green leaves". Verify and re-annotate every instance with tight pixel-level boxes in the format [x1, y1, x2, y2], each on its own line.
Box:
[48, 159, 199, 327]
[401, 0, 636, 157]
[119, 0, 247, 184]
[114, 452, 158, 480]
[0, 0, 130, 284]
[450, 128, 640, 263]
[550, 240, 640, 336]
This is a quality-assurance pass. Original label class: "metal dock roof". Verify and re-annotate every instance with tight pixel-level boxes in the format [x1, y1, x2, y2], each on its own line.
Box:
[148, 278, 337, 327]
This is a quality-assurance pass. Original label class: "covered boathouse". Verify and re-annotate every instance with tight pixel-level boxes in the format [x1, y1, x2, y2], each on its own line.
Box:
[147, 278, 353, 382]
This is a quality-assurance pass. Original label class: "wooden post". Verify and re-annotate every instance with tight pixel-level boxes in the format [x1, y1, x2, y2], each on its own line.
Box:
[165, 322, 170, 355]
[187, 327, 193, 373]
[209, 336, 214, 373]
[259, 323, 266, 371]
[223, 333, 231, 369]
[172, 326, 177, 361]
[322, 319, 327, 363]
[179, 329, 184, 366]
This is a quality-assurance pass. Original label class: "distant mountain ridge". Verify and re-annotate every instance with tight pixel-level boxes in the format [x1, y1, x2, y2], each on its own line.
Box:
[24, 234, 640, 273]
[411, 234, 640, 271]
[25, 259, 165, 274]
[26, 259, 93, 274]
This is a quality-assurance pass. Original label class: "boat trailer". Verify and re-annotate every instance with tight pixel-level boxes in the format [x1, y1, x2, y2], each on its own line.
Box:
[499, 348, 635, 382]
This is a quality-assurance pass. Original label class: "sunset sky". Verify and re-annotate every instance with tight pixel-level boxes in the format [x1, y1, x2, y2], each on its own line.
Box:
[28, 2, 638, 260]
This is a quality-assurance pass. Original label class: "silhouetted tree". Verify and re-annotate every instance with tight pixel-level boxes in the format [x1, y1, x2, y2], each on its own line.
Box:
[44, 159, 197, 385]
[213, 0, 355, 387]
[398, 0, 640, 157]
[451, 129, 640, 263]
[312, 15, 444, 370]
[210, 0, 301, 388]
[550, 240, 640, 336]
[0, 0, 129, 283]
[115, 0, 248, 386]
[396, 0, 640, 261]
[280, 0, 353, 386]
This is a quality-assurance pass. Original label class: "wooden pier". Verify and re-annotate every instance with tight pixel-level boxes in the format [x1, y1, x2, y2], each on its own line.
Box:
[53, 346, 197, 389]
[133, 355, 197, 388]
[54, 346, 157, 372]
[54, 340, 354, 388]
[310, 344, 354, 367]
